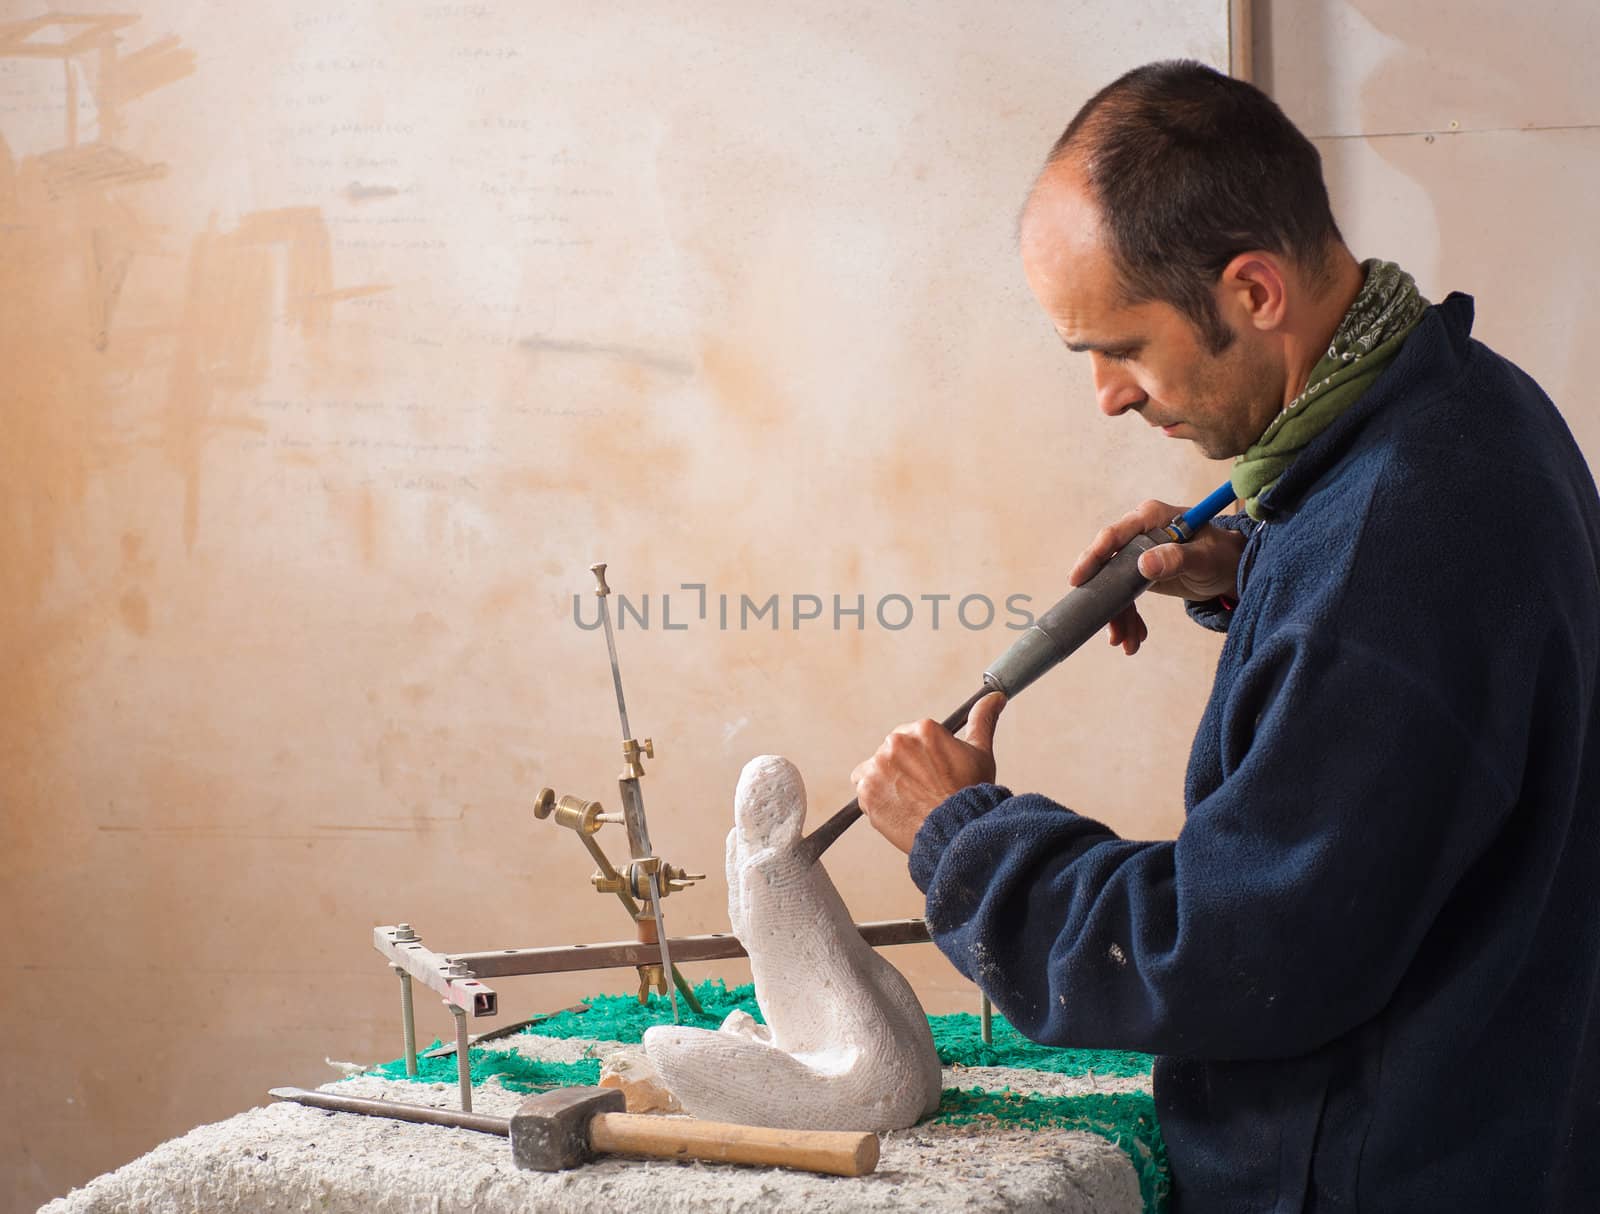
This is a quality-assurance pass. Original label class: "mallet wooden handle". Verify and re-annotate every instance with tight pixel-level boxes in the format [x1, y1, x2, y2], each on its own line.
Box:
[590, 1112, 879, 1177]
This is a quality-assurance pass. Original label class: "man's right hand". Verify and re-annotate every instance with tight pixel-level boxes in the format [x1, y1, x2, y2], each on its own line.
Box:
[1066, 498, 1247, 655]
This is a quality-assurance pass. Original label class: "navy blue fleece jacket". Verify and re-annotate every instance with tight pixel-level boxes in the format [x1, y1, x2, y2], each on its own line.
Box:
[910, 295, 1600, 1212]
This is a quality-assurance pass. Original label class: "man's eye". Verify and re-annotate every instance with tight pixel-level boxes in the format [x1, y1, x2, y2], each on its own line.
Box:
[1103, 349, 1137, 363]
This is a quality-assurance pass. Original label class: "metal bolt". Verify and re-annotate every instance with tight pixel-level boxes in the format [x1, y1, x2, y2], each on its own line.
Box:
[448, 1002, 472, 1113]
[392, 964, 417, 1078]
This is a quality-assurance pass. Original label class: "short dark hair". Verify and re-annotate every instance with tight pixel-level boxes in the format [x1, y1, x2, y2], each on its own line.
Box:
[1044, 60, 1343, 354]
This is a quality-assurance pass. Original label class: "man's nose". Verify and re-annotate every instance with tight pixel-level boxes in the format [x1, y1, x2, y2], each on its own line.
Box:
[1091, 355, 1146, 417]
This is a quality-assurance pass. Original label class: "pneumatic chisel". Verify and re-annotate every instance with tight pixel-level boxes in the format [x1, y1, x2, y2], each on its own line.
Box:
[796, 480, 1238, 865]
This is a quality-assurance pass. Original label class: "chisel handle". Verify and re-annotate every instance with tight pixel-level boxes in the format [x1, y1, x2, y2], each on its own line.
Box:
[589, 1111, 879, 1177]
[983, 529, 1163, 697]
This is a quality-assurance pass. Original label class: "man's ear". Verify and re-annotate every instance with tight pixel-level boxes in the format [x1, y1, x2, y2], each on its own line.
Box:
[1218, 251, 1290, 334]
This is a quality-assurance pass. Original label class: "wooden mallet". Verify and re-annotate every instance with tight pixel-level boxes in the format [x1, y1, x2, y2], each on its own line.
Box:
[270, 1085, 879, 1178]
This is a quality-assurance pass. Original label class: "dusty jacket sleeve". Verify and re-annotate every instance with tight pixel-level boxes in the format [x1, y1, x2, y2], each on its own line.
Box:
[907, 624, 1518, 1061]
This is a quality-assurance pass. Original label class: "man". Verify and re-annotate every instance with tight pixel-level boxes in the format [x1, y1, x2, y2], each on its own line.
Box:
[851, 61, 1600, 1211]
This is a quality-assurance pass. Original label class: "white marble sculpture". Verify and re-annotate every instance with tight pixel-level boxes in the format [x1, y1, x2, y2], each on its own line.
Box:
[642, 755, 943, 1131]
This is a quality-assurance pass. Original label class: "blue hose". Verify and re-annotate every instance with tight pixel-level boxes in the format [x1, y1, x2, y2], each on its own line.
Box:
[1179, 481, 1238, 536]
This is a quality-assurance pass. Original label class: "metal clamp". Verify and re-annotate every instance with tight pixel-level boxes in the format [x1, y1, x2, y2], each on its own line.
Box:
[1161, 513, 1196, 543]
[620, 736, 654, 780]
[533, 790, 624, 835]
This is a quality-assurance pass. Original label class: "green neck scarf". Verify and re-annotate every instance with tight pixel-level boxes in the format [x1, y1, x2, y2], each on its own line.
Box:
[1232, 259, 1429, 520]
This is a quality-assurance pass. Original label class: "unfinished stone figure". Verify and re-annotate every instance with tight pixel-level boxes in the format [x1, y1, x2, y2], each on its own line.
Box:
[642, 755, 943, 1131]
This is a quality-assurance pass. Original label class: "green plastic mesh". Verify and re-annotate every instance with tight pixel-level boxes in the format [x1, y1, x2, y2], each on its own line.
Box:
[371, 1045, 599, 1093]
[929, 1011, 1153, 1079]
[532, 979, 762, 1041]
[510, 982, 1152, 1079]
[368, 980, 1166, 1212]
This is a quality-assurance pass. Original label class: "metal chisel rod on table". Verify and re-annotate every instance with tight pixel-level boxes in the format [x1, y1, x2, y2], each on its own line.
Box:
[797, 482, 1238, 865]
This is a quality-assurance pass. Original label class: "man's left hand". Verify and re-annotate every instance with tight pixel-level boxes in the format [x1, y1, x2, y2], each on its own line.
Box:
[851, 692, 1007, 853]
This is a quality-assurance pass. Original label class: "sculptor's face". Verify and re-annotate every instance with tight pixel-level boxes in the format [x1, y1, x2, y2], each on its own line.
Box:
[1020, 164, 1282, 459]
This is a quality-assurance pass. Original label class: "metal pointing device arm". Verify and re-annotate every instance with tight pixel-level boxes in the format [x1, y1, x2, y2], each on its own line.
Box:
[591, 562, 680, 1024]
[797, 481, 1238, 865]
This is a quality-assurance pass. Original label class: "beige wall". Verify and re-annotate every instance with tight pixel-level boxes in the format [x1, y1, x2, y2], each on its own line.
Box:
[4, 1, 1595, 1208]
[0, 5, 1229, 1208]
[1261, 0, 1599, 455]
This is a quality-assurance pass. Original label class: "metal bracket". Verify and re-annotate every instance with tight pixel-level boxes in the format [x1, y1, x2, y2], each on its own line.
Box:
[432, 918, 932, 979]
[374, 924, 498, 1017]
